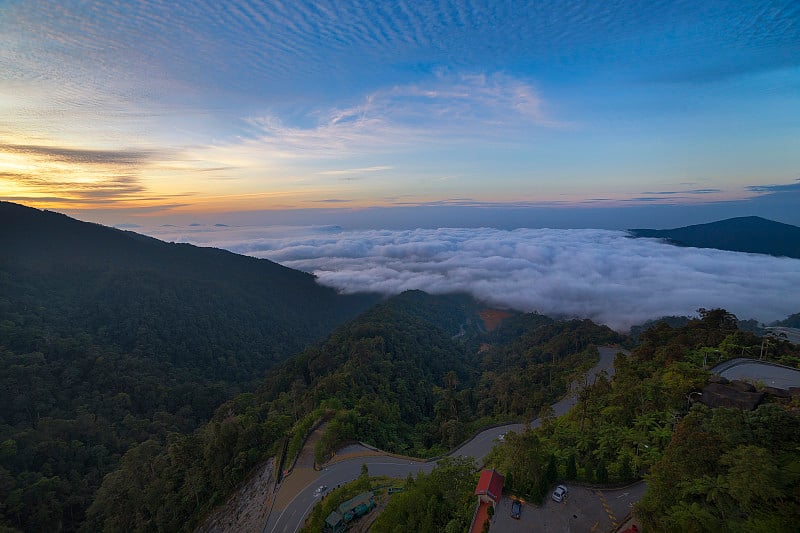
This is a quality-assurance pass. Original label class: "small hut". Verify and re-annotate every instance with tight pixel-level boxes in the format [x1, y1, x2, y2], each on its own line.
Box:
[474, 469, 505, 507]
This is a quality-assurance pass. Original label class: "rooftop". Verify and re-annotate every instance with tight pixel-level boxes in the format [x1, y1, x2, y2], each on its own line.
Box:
[474, 469, 505, 502]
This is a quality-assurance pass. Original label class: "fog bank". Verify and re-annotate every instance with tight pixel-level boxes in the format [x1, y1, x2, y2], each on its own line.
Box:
[142, 225, 800, 331]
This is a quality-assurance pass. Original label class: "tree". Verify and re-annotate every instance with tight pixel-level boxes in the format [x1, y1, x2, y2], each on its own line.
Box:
[371, 457, 477, 533]
[720, 445, 781, 513]
[617, 454, 633, 481]
[358, 463, 370, 491]
[595, 461, 608, 483]
[545, 454, 558, 484]
[566, 453, 577, 479]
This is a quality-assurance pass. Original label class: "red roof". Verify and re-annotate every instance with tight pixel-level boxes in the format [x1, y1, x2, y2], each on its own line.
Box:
[474, 469, 504, 502]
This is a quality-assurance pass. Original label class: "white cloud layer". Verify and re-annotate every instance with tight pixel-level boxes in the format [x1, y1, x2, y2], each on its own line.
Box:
[142, 225, 800, 331]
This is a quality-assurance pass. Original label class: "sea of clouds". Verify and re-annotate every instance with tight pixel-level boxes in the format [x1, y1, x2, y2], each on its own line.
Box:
[142, 225, 800, 331]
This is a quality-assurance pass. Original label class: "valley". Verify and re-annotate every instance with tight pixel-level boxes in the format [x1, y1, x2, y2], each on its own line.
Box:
[1, 203, 799, 532]
[5, 2, 800, 531]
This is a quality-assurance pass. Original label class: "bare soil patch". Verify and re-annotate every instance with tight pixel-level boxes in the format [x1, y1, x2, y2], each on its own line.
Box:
[479, 309, 512, 332]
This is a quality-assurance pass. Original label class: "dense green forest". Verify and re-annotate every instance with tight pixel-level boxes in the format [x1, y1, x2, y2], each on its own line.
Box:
[303, 309, 798, 531]
[637, 403, 800, 530]
[83, 291, 619, 531]
[370, 457, 479, 533]
[309, 294, 620, 459]
[1, 202, 376, 381]
[485, 309, 800, 527]
[299, 458, 478, 533]
[5, 202, 798, 532]
[367, 310, 800, 532]
[0, 202, 376, 532]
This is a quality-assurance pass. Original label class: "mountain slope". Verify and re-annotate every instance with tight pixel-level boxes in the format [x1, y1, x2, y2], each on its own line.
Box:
[773, 312, 800, 328]
[629, 216, 800, 259]
[86, 292, 621, 532]
[0, 201, 378, 532]
[86, 292, 480, 532]
[0, 201, 377, 380]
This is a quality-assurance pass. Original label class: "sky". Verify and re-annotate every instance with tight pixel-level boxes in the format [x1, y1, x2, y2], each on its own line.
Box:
[2, 0, 800, 228]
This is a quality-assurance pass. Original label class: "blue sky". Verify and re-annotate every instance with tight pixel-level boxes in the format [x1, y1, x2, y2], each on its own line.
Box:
[1, 0, 799, 227]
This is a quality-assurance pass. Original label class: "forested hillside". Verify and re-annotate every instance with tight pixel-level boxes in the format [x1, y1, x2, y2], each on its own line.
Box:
[371, 457, 479, 533]
[486, 309, 800, 529]
[0, 201, 376, 380]
[637, 402, 800, 530]
[774, 312, 800, 328]
[15, 201, 789, 532]
[0, 202, 377, 532]
[85, 292, 620, 531]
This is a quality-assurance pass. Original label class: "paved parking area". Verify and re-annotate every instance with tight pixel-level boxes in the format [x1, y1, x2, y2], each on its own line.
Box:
[491, 482, 645, 532]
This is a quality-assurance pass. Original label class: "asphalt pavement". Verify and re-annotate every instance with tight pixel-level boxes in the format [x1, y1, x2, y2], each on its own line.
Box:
[265, 457, 435, 533]
[493, 482, 646, 532]
[713, 359, 800, 390]
[263, 346, 623, 532]
[451, 346, 619, 463]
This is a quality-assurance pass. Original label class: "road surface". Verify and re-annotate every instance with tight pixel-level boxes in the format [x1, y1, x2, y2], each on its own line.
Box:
[263, 346, 622, 532]
[493, 481, 646, 532]
[451, 346, 618, 462]
[711, 358, 800, 390]
[265, 457, 435, 533]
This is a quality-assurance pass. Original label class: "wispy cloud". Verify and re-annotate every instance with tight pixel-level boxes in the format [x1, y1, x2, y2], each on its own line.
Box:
[242, 72, 561, 158]
[6, 1, 797, 99]
[641, 189, 722, 195]
[0, 143, 155, 166]
[140, 225, 800, 331]
[314, 198, 352, 203]
[374, 72, 559, 127]
[627, 197, 688, 203]
[746, 179, 800, 194]
[2, 1, 797, 216]
[317, 166, 392, 175]
[385, 198, 571, 208]
[0, 142, 165, 207]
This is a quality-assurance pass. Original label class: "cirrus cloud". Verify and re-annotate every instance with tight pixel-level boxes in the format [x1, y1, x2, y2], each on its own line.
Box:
[141, 225, 800, 331]
[241, 71, 561, 160]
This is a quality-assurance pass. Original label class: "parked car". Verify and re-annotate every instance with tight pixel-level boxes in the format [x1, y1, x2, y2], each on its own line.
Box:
[313, 485, 327, 496]
[551, 485, 568, 502]
[511, 499, 522, 519]
[497, 433, 506, 442]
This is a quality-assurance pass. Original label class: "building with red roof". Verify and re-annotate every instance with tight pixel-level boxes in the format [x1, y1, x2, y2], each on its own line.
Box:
[470, 469, 505, 533]
[474, 469, 504, 504]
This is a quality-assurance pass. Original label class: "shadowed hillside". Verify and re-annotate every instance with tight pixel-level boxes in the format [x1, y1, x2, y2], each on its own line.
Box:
[0, 201, 378, 380]
[629, 216, 800, 259]
[0, 201, 378, 532]
[85, 292, 620, 532]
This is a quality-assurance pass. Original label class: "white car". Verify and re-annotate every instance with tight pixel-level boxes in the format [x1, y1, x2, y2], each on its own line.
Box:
[313, 485, 327, 496]
[497, 433, 506, 442]
[552, 485, 568, 502]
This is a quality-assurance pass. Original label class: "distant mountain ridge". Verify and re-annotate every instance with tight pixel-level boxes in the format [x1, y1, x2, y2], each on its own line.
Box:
[629, 216, 800, 259]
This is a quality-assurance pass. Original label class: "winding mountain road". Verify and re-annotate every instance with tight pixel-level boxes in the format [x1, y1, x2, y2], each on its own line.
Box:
[263, 346, 621, 533]
[711, 357, 800, 390]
